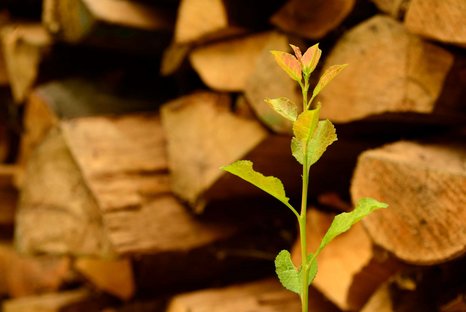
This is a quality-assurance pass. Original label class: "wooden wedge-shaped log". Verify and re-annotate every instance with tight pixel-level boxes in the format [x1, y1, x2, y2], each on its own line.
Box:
[351, 140, 466, 264]
[405, 0, 466, 47]
[1, 24, 52, 103]
[319, 15, 454, 123]
[271, 0, 356, 39]
[43, 0, 174, 53]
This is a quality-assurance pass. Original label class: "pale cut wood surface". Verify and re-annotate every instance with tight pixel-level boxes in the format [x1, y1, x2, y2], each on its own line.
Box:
[174, 0, 228, 44]
[292, 208, 400, 310]
[1, 24, 52, 103]
[190, 32, 281, 91]
[2, 289, 90, 312]
[351, 140, 466, 264]
[319, 15, 454, 123]
[16, 78, 156, 187]
[16, 127, 113, 255]
[83, 0, 173, 30]
[405, 0, 466, 47]
[161, 92, 268, 210]
[43, 0, 172, 52]
[271, 0, 356, 39]
[17, 113, 235, 256]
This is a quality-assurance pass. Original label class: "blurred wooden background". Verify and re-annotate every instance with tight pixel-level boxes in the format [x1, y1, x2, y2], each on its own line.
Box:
[0, 0, 465, 311]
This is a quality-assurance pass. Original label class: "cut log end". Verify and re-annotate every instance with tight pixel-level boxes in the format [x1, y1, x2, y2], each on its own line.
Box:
[352, 140, 466, 264]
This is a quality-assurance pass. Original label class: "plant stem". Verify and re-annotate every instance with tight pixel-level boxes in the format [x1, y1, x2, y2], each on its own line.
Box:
[300, 76, 310, 312]
[300, 167, 309, 312]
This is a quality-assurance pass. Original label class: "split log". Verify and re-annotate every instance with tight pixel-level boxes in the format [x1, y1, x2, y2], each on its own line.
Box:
[0, 165, 18, 230]
[173, 0, 244, 44]
[160, 92, 269, 211]
[16, 112, 234, 256]
[291, 208, 401, 311]
[16, 78, 156, 187]
[319, 15, 454, 123]
[166, 278, 339, 312]
[271, 0, 356, 39]
[0, 243, 71, 298]
[174, 0, 283, 44]
[75, 257, 134, 300]
[16, 112, 295, 292]
[189, 31, 283, 92]
[161, 91, 389, 211]
[351, 140, 466, 264]
[1, 24, 52, 103]
[2, 289, 93, 312]
[405, 0, 466, 47]
[244, 32, 300, 133]
[42, 0, 174, 53]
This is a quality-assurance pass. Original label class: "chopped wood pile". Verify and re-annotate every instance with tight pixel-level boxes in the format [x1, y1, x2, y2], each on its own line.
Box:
[0, 0, 465, 311]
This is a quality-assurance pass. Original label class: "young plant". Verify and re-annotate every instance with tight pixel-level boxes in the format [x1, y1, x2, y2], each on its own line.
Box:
[221, 44, 388, 311]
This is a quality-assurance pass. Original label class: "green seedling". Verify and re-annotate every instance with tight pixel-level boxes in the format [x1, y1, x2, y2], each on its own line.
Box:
[221, 44, 388, 311]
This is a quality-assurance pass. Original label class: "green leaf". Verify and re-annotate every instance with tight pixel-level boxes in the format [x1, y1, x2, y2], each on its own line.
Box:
[265, 97, 298, 122]
[312, 64, 347, 99]
[293, 106, 320, 141]
[316, 198, 388, 255]
[306, 119, 337, 167]
[221, 160, 291, 208]
[271, 50, 302, 82]
[275, 250, 301, 294]
[290, 105, 321, 165]
[302, 43, 321, 76]
[291, 137, 304, 165]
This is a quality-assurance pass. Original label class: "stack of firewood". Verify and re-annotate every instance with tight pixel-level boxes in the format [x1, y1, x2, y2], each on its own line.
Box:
[0, 0, 465, 311]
